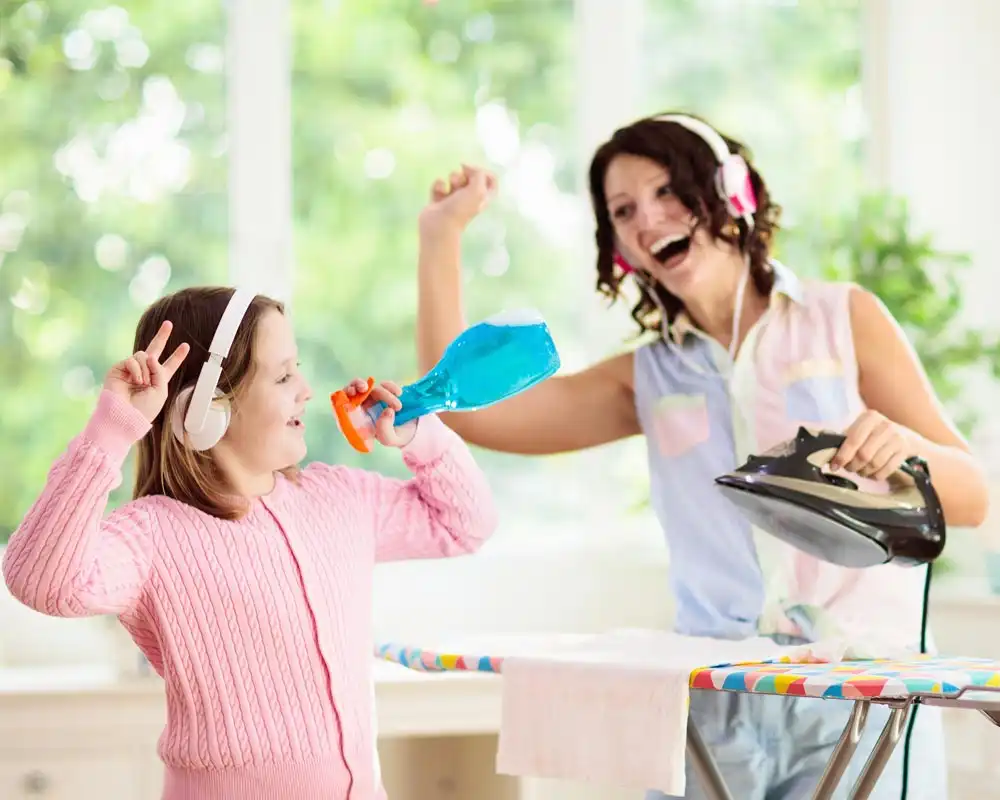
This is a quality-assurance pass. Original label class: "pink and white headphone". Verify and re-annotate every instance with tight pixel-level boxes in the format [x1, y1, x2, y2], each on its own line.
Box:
[613, 113, 758, 275]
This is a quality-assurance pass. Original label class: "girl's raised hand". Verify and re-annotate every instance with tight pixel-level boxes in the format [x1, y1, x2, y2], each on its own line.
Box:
[103, 320, 191, 423]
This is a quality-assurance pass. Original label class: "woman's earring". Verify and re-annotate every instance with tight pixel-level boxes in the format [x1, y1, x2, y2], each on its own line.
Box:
[613, 252, 635, 275]
[723, 219, 740, 238]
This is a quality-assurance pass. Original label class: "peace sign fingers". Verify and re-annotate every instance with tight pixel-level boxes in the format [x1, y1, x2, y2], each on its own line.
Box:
[143, 320, 190, 390]
[147, 340, 190, 390]
[160, 340, 190, 381]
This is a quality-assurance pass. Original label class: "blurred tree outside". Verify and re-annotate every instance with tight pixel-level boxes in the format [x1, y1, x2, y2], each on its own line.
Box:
[820, 193, 1000, 435]
[0, 0, 227, 542]
[0, 0, 604, 543]
[286, 0, 656, 535]
[640, 0, 866, 270]
[288, 0, 587, 504]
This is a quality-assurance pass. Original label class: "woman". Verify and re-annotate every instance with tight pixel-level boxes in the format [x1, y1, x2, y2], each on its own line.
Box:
[414, 113, 989, 799]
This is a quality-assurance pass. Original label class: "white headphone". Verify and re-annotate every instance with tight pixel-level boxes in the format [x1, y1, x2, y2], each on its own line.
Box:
[653, 113, 758, 230]
[169, 287, 256, 452]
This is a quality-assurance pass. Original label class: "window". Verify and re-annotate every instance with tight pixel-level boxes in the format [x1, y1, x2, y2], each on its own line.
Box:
[290, 0, 654, 542]
[5, 0, 987, 583]
[0, 1, 228, 540]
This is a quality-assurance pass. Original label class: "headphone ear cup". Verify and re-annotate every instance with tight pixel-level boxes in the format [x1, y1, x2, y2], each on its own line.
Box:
[170, 386, 194, 445]
[717, 154, 758, 217]
[171, 385, 231, 452]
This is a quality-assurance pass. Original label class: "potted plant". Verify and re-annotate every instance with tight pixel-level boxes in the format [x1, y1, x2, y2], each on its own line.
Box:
[818, 193, 1000, 435]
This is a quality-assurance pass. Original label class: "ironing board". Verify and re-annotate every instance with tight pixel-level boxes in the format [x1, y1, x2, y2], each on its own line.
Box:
[374, 641, 1000, 800]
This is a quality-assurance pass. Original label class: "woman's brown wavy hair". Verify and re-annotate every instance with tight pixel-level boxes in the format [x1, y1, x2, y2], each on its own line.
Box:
[588, 112, 782, 334]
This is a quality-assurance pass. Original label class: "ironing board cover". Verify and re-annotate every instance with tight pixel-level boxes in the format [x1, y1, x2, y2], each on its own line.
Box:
[375, 642, 503, 673]
[690, 655, 1000, 699]
[374, 642, 1000, 700]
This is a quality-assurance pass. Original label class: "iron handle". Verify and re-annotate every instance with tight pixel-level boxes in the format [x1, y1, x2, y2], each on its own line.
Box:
[795, 427, 930, 480]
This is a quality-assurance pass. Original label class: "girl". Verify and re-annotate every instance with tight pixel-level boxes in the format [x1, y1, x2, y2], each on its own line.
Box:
[2, 286, 498, 800]
[414, 115, 989, 799]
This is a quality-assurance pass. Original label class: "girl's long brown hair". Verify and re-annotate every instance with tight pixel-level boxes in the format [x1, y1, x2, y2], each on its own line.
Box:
[131, 286, 295, 519]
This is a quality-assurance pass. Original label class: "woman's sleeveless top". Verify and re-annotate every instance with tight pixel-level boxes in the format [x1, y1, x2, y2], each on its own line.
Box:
[633, 261, 926, 646]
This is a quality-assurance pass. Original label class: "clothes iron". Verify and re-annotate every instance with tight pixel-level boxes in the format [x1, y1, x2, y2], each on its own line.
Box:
[716, 426, 945, 800]
[714, 426, 946, 569]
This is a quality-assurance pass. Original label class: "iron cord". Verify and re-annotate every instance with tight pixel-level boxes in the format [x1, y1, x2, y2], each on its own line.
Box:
[899, 558, 931, 800]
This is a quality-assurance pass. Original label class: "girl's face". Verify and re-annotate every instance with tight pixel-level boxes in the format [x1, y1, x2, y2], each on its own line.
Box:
[218, 308, 313, 480]
[604, 152, 732, 301]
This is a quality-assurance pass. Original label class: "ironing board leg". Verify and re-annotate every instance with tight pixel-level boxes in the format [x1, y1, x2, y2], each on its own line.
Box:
[686, 716, 735, 800]
[846, 704, 910, 800]
[980, 708, 1000, 728]
[810, 700, 870, 800]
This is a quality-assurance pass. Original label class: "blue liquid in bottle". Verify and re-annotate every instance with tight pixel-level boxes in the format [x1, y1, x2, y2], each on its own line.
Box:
[366, 309, 561, 427]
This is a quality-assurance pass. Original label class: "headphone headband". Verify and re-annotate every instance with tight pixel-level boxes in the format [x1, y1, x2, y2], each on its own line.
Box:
[209, 287, 255, 359]
[654, 114, 733, 166]
[183, 288, 256, 437]
[651, 113, 757, 228]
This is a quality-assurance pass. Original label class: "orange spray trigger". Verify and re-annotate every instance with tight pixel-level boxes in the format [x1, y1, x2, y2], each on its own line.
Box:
[330, 377, 377, 453]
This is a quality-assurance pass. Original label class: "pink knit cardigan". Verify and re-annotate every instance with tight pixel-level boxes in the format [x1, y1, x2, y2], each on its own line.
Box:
[3, 390, 498, 799]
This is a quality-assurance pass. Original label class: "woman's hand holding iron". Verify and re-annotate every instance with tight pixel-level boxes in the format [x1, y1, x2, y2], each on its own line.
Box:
[830, 410, 918, 481]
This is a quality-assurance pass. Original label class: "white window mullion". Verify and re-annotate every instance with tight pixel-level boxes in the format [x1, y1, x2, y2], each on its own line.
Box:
[574, 0, 645, 187]
[859, 0, 890, 191]
[571, 0, 646, 351]
[226, 0, 294, 306]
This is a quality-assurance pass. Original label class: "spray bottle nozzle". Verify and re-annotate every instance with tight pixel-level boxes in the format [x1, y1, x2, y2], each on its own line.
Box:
[330, 377, 378, 453]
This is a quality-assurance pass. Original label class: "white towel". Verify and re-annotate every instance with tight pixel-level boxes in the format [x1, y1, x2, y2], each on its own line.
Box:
[783, 636, 919, 663]
[495, 629, 792, 795]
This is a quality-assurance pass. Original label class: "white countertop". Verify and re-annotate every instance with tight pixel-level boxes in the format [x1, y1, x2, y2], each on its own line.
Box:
[0, 658, 498, 697]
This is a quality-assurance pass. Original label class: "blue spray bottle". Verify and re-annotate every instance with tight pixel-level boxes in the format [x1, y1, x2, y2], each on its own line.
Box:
[331, 309, 561, 453]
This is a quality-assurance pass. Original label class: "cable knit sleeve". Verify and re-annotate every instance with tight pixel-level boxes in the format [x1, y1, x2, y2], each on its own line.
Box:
[361, 415, 498, 562]
[2, 389, 158, 618]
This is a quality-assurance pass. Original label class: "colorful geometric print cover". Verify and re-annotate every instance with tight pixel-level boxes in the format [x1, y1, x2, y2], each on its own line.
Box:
[375, 642, 1000, 700]
[375, 642, 503, 674]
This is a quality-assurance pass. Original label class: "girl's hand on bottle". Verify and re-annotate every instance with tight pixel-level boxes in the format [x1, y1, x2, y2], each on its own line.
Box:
[103, 320, 191, 423]
[342, 377, 417, 449]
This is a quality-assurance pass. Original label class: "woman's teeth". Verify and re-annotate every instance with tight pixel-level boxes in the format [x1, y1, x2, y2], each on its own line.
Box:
[649, 234, 685, 255]
[650, 234, 691, 264]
